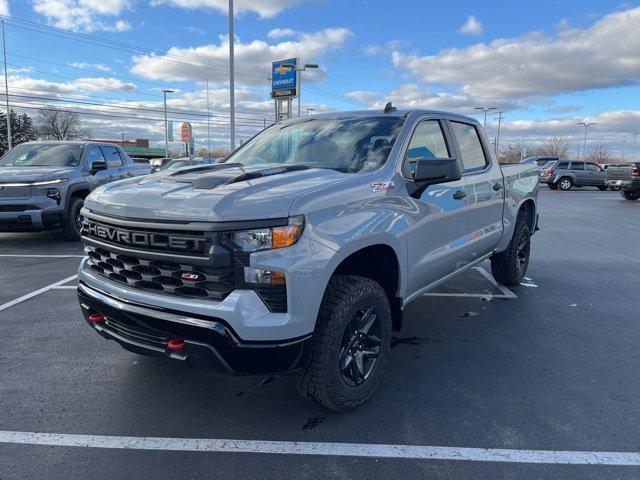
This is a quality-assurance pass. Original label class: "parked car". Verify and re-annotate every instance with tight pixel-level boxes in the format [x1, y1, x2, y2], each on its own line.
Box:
[539, 160, 607, 190]
[149, 157, 172, 172]
[604, 162, 640, 200]
[76, 108, 539, 411]
[521, 156, 559, 171]
[0, 141, 150, 240]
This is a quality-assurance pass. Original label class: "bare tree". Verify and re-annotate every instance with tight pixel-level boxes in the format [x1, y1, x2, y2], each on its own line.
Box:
[528, 136, 569, 158]
[498, 144, 524, 164]
[37, 108, 91, 140]
[585, 144, 610, 163]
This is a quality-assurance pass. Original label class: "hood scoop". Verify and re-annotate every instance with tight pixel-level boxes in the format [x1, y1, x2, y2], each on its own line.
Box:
[170, 164, 310, 190]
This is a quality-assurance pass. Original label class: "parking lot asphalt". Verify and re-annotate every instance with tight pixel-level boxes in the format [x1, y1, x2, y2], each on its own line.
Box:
[0, 188, 639, 479]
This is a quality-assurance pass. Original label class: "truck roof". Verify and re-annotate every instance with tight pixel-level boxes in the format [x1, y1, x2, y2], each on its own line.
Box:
[18, 140, 121, 147]
[295, 109, 479, 124]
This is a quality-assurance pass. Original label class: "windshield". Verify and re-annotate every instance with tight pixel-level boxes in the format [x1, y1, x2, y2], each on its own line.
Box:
[227, 116, 405, 173]
[0, 143, 83, 167]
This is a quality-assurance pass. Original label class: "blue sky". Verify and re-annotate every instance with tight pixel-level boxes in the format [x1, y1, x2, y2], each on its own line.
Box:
[1, 0, 639, 157]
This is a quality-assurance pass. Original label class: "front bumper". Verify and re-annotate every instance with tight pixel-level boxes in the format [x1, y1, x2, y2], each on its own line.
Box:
[78, 282, 311, 375]
[0, 207, 64, 231]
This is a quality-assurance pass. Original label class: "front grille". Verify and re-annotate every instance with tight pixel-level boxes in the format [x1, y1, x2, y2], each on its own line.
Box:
[82, 213, 288, 313]
[86, 245, 234, 301]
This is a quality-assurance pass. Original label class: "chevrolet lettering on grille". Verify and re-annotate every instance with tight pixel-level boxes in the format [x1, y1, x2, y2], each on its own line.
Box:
[83, 221, 208, 252]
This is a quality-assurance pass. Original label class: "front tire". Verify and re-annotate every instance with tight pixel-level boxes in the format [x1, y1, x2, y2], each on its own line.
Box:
[558, 177, 573, 191]
[621, 190, 640, 201]
[63, 197, 84, 241]
[491, 218, 531, 286]
[295, 275, 392, 412]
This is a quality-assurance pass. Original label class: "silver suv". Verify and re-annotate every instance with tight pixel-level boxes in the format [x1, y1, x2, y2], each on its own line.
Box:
[539, 160, 608, 190]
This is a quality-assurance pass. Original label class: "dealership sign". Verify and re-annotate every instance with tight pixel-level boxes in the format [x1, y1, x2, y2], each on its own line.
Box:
[181, 122, 192, 142]
[271, 58, 299, 99]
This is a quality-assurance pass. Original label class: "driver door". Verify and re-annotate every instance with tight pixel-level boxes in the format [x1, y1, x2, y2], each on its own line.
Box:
[84, 146, 110, 187]
[403, 117, 469, 296]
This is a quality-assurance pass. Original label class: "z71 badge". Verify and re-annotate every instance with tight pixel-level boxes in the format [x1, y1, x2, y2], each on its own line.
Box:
[372, 181, 395, 192]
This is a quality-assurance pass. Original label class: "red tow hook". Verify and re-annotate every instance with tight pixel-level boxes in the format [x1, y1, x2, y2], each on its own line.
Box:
[167, 337, 186, 351]
[88, 312, 105, 323]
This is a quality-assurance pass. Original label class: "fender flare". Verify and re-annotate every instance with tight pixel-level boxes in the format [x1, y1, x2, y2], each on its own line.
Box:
[63, 182, 92, 220]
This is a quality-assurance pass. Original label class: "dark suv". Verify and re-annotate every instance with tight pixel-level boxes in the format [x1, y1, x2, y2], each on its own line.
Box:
[539, 160, 607, 190]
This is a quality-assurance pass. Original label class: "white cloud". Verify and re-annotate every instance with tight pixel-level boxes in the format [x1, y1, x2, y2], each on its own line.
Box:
[363, 40, 408, 58]
[74, 77, 137, 92]
[458, 15, 483, 35]
[70, 62, 113, 73]
[392, 6, 640, 103]
[267, 28, 297, 39]
[186, 26, 205, 35]
[30, 0, 132, 32]
[0, 0, 10, 16]
[150, 0, 303, 19]
[131, 28, 352, 85]
[8, 74, 136, 95]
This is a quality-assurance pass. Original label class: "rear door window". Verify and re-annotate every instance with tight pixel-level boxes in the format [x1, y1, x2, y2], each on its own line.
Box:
[570, 162, 585, 170]
[557, 161, 570, 169]
[449, 121, 489, 172]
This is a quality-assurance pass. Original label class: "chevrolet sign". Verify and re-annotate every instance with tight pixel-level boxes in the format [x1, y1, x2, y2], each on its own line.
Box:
[83, 221, 208, 252]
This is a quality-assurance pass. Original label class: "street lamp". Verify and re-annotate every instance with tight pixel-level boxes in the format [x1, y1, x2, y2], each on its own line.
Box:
[306, 108, 315, 116]
[282, 62, 319, 116]
[578, 122, 596, 160]
[162, 89, 174, 158]
[475, 106, 497, 131]
[228, 0, 236, 150]
[120, 132, 126, 147]
[633, 132, 640, 161]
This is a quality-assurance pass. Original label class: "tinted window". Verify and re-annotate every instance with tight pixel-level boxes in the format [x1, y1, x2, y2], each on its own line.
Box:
[0, 143, 83, 167]
[570, 162, 584, 170]
[450, 121, 488, 171]
[100, 146, 123, 167]
[86, 146, 105, 165]
[403, 120, 449, 174]
[557, 162, 570, 169]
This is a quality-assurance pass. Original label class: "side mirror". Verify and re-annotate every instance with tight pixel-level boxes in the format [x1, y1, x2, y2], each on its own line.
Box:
[90, 159, 107, 174]
[412, 157, 462, 186]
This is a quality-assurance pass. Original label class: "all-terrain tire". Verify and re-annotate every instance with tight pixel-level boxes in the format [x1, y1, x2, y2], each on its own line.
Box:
[490, 218, 531, 286]
[294, 275, 392, 412]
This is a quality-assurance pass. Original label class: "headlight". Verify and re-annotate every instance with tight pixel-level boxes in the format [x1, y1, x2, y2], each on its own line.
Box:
[227, 215, 304, 252]
[0, 178, 68, 187]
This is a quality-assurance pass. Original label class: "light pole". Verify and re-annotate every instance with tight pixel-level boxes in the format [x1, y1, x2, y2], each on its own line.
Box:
[621, 139, 626, 160]
[2, 19, 11, 151]
[633, 132, 640, 161]
[475, 106, 497, 131]
[120, 132, 125, 147]
[306, 108, 315, 116]
[162, 89, 174, 158]
[282, 62, 319, 116]
[228, 0, 236, 150]
[578, 122, 596, 160]
[494, 111, 506, 155]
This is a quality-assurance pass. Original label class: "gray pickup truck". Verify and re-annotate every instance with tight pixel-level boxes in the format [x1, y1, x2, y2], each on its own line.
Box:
[76, 108, 539, 411]
[0, 141, 150, 240]
[604, 162, 640, 200]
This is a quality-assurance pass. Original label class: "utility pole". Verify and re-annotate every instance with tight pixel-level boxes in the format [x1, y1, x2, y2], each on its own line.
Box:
[120, 132, 125, 147]
[228, 0, 236, 150]
[162, 89, 173, 158]
[578, 122, 596, 160]
[475, 106, 497, 131]
[2, 19, 11, 151]
[206, 78, 211, 156]
[621, 139, 626, 160]
[633, 132, 640, 161]
[494, 111, 506, 155]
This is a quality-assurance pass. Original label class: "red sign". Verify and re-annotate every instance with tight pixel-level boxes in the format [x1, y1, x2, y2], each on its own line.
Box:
[180, 122, 192, 142]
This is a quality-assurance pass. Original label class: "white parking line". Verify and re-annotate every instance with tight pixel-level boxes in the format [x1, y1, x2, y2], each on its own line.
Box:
[0, 275, 78, 312]
[51, 286, 77, 290]
[0, 431, 638, 466]
[474, 267, 518, 299]
[0, 254, 84, 258]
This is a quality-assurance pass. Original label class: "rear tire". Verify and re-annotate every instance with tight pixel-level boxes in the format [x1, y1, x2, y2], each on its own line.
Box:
[491, 218, 531, 286]
[597, 186, 608, 191]
[548, 184, 558, 190]
[558, 177, 573, 191]
[621, 190, 640, 201]
[295, 275, 392, 412]
[62, 197, 84, 241]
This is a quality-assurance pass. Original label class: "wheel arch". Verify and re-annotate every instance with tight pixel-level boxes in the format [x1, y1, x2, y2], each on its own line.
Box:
[63, 182, 91, 219]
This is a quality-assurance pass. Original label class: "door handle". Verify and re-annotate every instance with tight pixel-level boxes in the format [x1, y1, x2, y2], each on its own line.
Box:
[492, 183, 503, 191]
[453, 190, 467, 200]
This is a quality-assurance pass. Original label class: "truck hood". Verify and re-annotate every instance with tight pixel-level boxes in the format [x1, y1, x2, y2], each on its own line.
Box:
[85, 163, 351, 222]
[0, 166, 77, 183]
